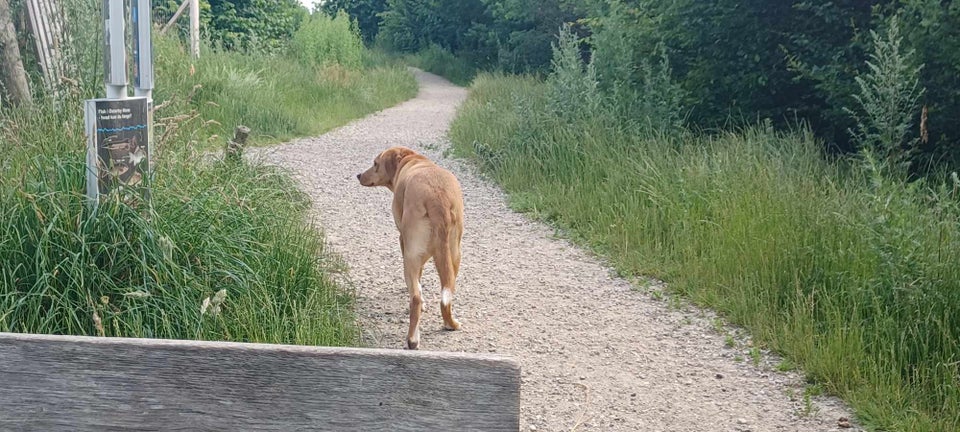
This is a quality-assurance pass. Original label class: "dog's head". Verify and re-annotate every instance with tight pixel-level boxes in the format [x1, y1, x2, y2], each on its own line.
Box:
[357, 146, 416, 189]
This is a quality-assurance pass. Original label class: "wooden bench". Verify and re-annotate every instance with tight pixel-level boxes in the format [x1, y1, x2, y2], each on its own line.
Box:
[0, 332, 520, 431]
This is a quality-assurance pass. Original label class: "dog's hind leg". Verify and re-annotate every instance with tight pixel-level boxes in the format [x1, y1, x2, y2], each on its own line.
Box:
[403, 254, 426, 349]
[402, 235, 427, 313]
[401, 221, 430, 349]
[435, 229, 462, 331]
[418, 266, 426, 312]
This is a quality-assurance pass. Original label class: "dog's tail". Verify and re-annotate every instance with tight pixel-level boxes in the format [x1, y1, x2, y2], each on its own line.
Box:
[434, 223, 458, 300]
[433, 210, 462, 330]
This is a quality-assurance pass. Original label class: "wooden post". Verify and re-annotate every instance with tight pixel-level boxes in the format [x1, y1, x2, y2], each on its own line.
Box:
[225, 125, 251, 163]
[189, 0, 199, 59]
[0, 0, 32, 107]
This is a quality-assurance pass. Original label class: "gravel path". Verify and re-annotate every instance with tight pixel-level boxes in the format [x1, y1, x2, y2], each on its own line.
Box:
[256, 69, 860, 431]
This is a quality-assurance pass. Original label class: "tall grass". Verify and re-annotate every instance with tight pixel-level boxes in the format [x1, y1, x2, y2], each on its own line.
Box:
[290, 11, 364, 69]
[156, 32, 416, 148]
[1, 3, 418, 344]
[0, 128, 354, 344]
[450, 72, 960, 431]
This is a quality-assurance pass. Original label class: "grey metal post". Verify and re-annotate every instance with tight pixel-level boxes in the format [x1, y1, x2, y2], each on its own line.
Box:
[102, 0, 126, 99]
[84, 101, 98, 206]
[132, 0, 153, 100]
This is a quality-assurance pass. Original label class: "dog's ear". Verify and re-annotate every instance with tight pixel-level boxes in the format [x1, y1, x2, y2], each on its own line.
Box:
[380, 150, 399, 179]
[384, 147, 414, 178]
[393, 147, 414, 164]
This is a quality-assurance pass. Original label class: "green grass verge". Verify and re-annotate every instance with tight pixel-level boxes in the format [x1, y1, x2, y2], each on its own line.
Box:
[449, 73, 960, 431]
[0, 30, 418, 345]
[154, 36, 417, 148]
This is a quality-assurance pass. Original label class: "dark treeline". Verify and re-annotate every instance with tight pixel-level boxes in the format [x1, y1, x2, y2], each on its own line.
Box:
[324, 0, 960, 170]
[153, 0, 307, 53]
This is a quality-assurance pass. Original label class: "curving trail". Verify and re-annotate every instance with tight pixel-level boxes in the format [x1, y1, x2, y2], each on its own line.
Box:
[257, 69, 860, 431]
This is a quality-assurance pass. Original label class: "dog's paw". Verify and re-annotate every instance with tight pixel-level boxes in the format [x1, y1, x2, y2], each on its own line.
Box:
[442, 320, 461, 331]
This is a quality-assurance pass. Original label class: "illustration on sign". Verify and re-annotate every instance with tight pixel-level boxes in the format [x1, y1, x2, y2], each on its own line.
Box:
[85, 97, 150, 201]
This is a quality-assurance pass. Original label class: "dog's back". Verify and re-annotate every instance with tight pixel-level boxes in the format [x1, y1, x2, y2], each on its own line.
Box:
[396, 157, 464, 238]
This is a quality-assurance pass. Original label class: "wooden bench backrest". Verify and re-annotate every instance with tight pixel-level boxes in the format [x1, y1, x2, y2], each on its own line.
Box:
[0, 332, 520, 431]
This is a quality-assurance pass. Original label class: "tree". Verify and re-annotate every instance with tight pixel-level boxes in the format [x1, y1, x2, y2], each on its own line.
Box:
[377, 0, 486, 53]
[375, 0, 582, 71]
[154, 0, 306, 53]
[206, 0, 306, 52]
[320, 0, 387, 43]
[0, 0, 31, 107]
[481, 0, 584, 72]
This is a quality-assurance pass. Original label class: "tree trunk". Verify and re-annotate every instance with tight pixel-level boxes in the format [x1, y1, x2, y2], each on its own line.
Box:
[0, 0, 31, 107]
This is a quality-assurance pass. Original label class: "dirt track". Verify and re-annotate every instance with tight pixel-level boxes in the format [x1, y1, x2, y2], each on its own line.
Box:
[258, 69, 860, 431]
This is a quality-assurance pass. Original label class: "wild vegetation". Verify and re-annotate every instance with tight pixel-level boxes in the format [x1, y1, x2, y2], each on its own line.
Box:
[155, 0, 304, 54]
[322, 0, 960, 429]
[334, 0, 960, 168]
[4, 0, 959, 428]
[448, 22, 958, 432]
[0, 0, 416, 344]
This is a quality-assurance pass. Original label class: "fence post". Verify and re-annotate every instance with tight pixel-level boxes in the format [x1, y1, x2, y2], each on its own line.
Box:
[190, 0, 199, 58]
[225, 125, 251, 163]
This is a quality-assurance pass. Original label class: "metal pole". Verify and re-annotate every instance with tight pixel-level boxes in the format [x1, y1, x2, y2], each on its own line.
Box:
[102, 0, 126, 99]
[132, 0, 153, 100]
[131, 0, 154, 204]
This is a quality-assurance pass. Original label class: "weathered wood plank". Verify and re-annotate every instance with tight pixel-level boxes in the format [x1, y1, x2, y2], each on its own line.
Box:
[0, 332, 520, 431]
[160, 0, 190, 35]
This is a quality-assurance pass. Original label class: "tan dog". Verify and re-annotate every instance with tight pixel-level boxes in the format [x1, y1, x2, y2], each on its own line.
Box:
[357, 146, 464, 349]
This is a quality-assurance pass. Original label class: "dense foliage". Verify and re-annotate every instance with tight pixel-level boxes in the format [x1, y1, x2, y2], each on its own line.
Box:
[154, 0, 307, 53]
[335, 0, 960, 169]
[586, 1, 960, 164]
[320, 0, 387, 43]
[449, 26, 960, 431]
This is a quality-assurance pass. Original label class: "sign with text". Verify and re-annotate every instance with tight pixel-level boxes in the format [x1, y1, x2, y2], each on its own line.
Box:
[85, 97, 150, 205]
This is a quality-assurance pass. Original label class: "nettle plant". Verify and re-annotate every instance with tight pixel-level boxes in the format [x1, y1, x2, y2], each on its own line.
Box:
[845, 14, 925, 174]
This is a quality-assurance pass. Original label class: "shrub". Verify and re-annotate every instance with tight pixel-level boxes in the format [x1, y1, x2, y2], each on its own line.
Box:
[845, 15, 925, 173]
[546, 25, 601, 122]
[290, 11, 364, 69]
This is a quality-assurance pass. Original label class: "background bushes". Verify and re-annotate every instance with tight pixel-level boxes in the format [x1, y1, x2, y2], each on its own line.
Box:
[331, 0, 960, 171]
[442, 17, 960, 432]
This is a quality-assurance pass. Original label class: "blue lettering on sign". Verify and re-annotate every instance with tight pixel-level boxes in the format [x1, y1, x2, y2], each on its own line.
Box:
[97, 124, 148, 133]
